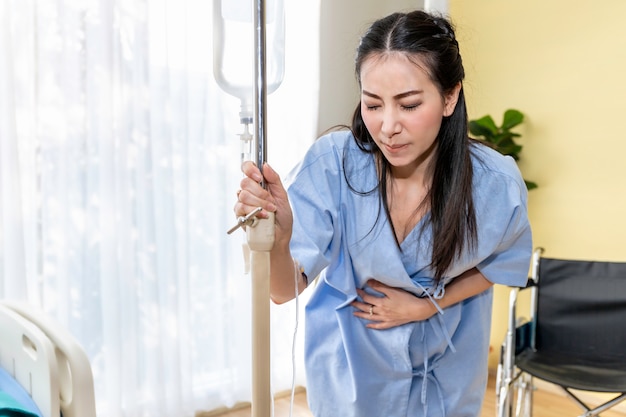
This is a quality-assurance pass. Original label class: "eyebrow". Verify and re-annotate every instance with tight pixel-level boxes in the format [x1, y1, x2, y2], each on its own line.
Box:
[362, 89, 424, 100]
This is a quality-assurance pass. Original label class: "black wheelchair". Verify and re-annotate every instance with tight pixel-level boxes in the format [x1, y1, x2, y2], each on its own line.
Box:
[495, 247, 626, 417]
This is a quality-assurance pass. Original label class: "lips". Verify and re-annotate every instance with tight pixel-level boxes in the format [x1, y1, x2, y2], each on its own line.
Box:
[383, 143, 408, 154]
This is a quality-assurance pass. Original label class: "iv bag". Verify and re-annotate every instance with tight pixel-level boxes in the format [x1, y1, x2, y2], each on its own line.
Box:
[213, 0, 285, 111]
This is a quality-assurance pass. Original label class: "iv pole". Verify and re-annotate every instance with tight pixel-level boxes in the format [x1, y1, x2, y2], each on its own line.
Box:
[222, 1, 275, 416]
[248, 1, 275, 417]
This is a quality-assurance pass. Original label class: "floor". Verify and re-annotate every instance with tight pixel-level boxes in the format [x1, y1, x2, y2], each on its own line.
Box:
[199, 374, 626, 417]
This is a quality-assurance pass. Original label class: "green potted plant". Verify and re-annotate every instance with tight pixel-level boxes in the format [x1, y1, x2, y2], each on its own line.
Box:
[469, 108, 537, 190]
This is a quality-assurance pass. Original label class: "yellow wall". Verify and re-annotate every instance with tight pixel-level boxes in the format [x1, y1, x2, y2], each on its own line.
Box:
[449, 0, 626, 368]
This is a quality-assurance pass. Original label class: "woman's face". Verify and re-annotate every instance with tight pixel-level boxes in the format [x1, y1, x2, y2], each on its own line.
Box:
[360, 53, 459, 177]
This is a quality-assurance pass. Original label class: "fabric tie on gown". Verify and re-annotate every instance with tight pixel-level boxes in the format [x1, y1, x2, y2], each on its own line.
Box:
[411, 280, 457, 417]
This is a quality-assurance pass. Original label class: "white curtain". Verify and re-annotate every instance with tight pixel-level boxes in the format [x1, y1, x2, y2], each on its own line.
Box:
[0, 0, 319, 416]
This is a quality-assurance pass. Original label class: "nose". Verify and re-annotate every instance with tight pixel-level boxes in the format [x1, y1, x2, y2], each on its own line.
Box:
[380, 108, 401, 138]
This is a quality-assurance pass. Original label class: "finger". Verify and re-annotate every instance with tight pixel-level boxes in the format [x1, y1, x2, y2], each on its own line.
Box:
[356, 288, 380, 306]
[235, 197, 274, 220]
[350, 300, 371, 313]
[233, 199, 250, 219]
[239, 178, 277, 210]
[233, 200, 259, 219]
[356, 289, 370, 305]
[242, 161, 283, 190]
[353, 309, 377, 322]
[240, 163, 286, 204]
[367, 321, 397, 330]
[366, 279, 390, 297]
[241, 160, 263, 182]
[239, 176, 271, 200]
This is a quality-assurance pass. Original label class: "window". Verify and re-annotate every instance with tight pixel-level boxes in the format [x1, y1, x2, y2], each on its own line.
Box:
[0, 1, 318, 415]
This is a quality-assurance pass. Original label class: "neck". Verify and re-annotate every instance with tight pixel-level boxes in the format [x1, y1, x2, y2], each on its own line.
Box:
[386, 173, 431, 244]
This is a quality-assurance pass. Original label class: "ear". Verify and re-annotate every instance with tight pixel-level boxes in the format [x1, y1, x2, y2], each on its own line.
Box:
[443, 82, 462, 117]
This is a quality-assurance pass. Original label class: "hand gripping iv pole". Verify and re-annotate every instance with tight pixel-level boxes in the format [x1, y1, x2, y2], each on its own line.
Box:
[218, 1, 281, 416]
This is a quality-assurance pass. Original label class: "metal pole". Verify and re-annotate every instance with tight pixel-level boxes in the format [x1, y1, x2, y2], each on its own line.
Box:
[254, 0, 267, 173]
[249, 2, 274, 417]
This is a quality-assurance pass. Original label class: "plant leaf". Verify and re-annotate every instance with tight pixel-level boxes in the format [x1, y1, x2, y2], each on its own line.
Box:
[469, 108, 537, 191]
[469, 115, 498, 137]
[499, 144, 523, 159]
[524, 180, 538, 190]
[502, 109, 524, 130]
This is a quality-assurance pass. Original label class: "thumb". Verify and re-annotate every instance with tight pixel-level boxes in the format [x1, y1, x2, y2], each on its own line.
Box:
[259, 163, 289, 207]
[261, 162, 281, 185]
[261, 163, 288, 197]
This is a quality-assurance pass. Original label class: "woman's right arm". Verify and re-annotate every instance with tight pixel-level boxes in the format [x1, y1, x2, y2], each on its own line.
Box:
[235, 161, 305, 304]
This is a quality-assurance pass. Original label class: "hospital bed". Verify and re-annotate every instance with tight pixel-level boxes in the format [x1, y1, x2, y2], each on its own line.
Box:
[0, 301, 96, 417]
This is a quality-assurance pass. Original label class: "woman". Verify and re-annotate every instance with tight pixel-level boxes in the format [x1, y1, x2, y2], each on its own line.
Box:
[234, 10, 532, 417]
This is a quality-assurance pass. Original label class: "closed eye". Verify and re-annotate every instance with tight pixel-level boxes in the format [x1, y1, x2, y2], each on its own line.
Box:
[402, 103, 421, 111]
[362, 100, 381, 110]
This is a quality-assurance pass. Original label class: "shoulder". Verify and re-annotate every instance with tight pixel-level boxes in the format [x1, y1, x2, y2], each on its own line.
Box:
[470, 142, 527, 201]
[307, 129, 357, 159]
[286, 129, 367, 180]
[285, 129, 379, 202]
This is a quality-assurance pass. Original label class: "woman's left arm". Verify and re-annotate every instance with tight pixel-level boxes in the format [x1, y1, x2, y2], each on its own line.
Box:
[352, 268, 492, 330]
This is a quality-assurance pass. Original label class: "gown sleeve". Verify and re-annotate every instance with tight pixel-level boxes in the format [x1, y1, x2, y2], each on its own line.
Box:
[472, 146, 533, 287]
[282, 133, 347, 281]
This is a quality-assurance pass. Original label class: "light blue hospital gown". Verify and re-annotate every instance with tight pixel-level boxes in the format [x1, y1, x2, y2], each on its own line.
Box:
[284, 130, 532, 417]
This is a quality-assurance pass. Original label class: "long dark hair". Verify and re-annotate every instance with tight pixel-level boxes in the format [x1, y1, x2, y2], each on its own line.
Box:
[347, 10, 476, 284]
